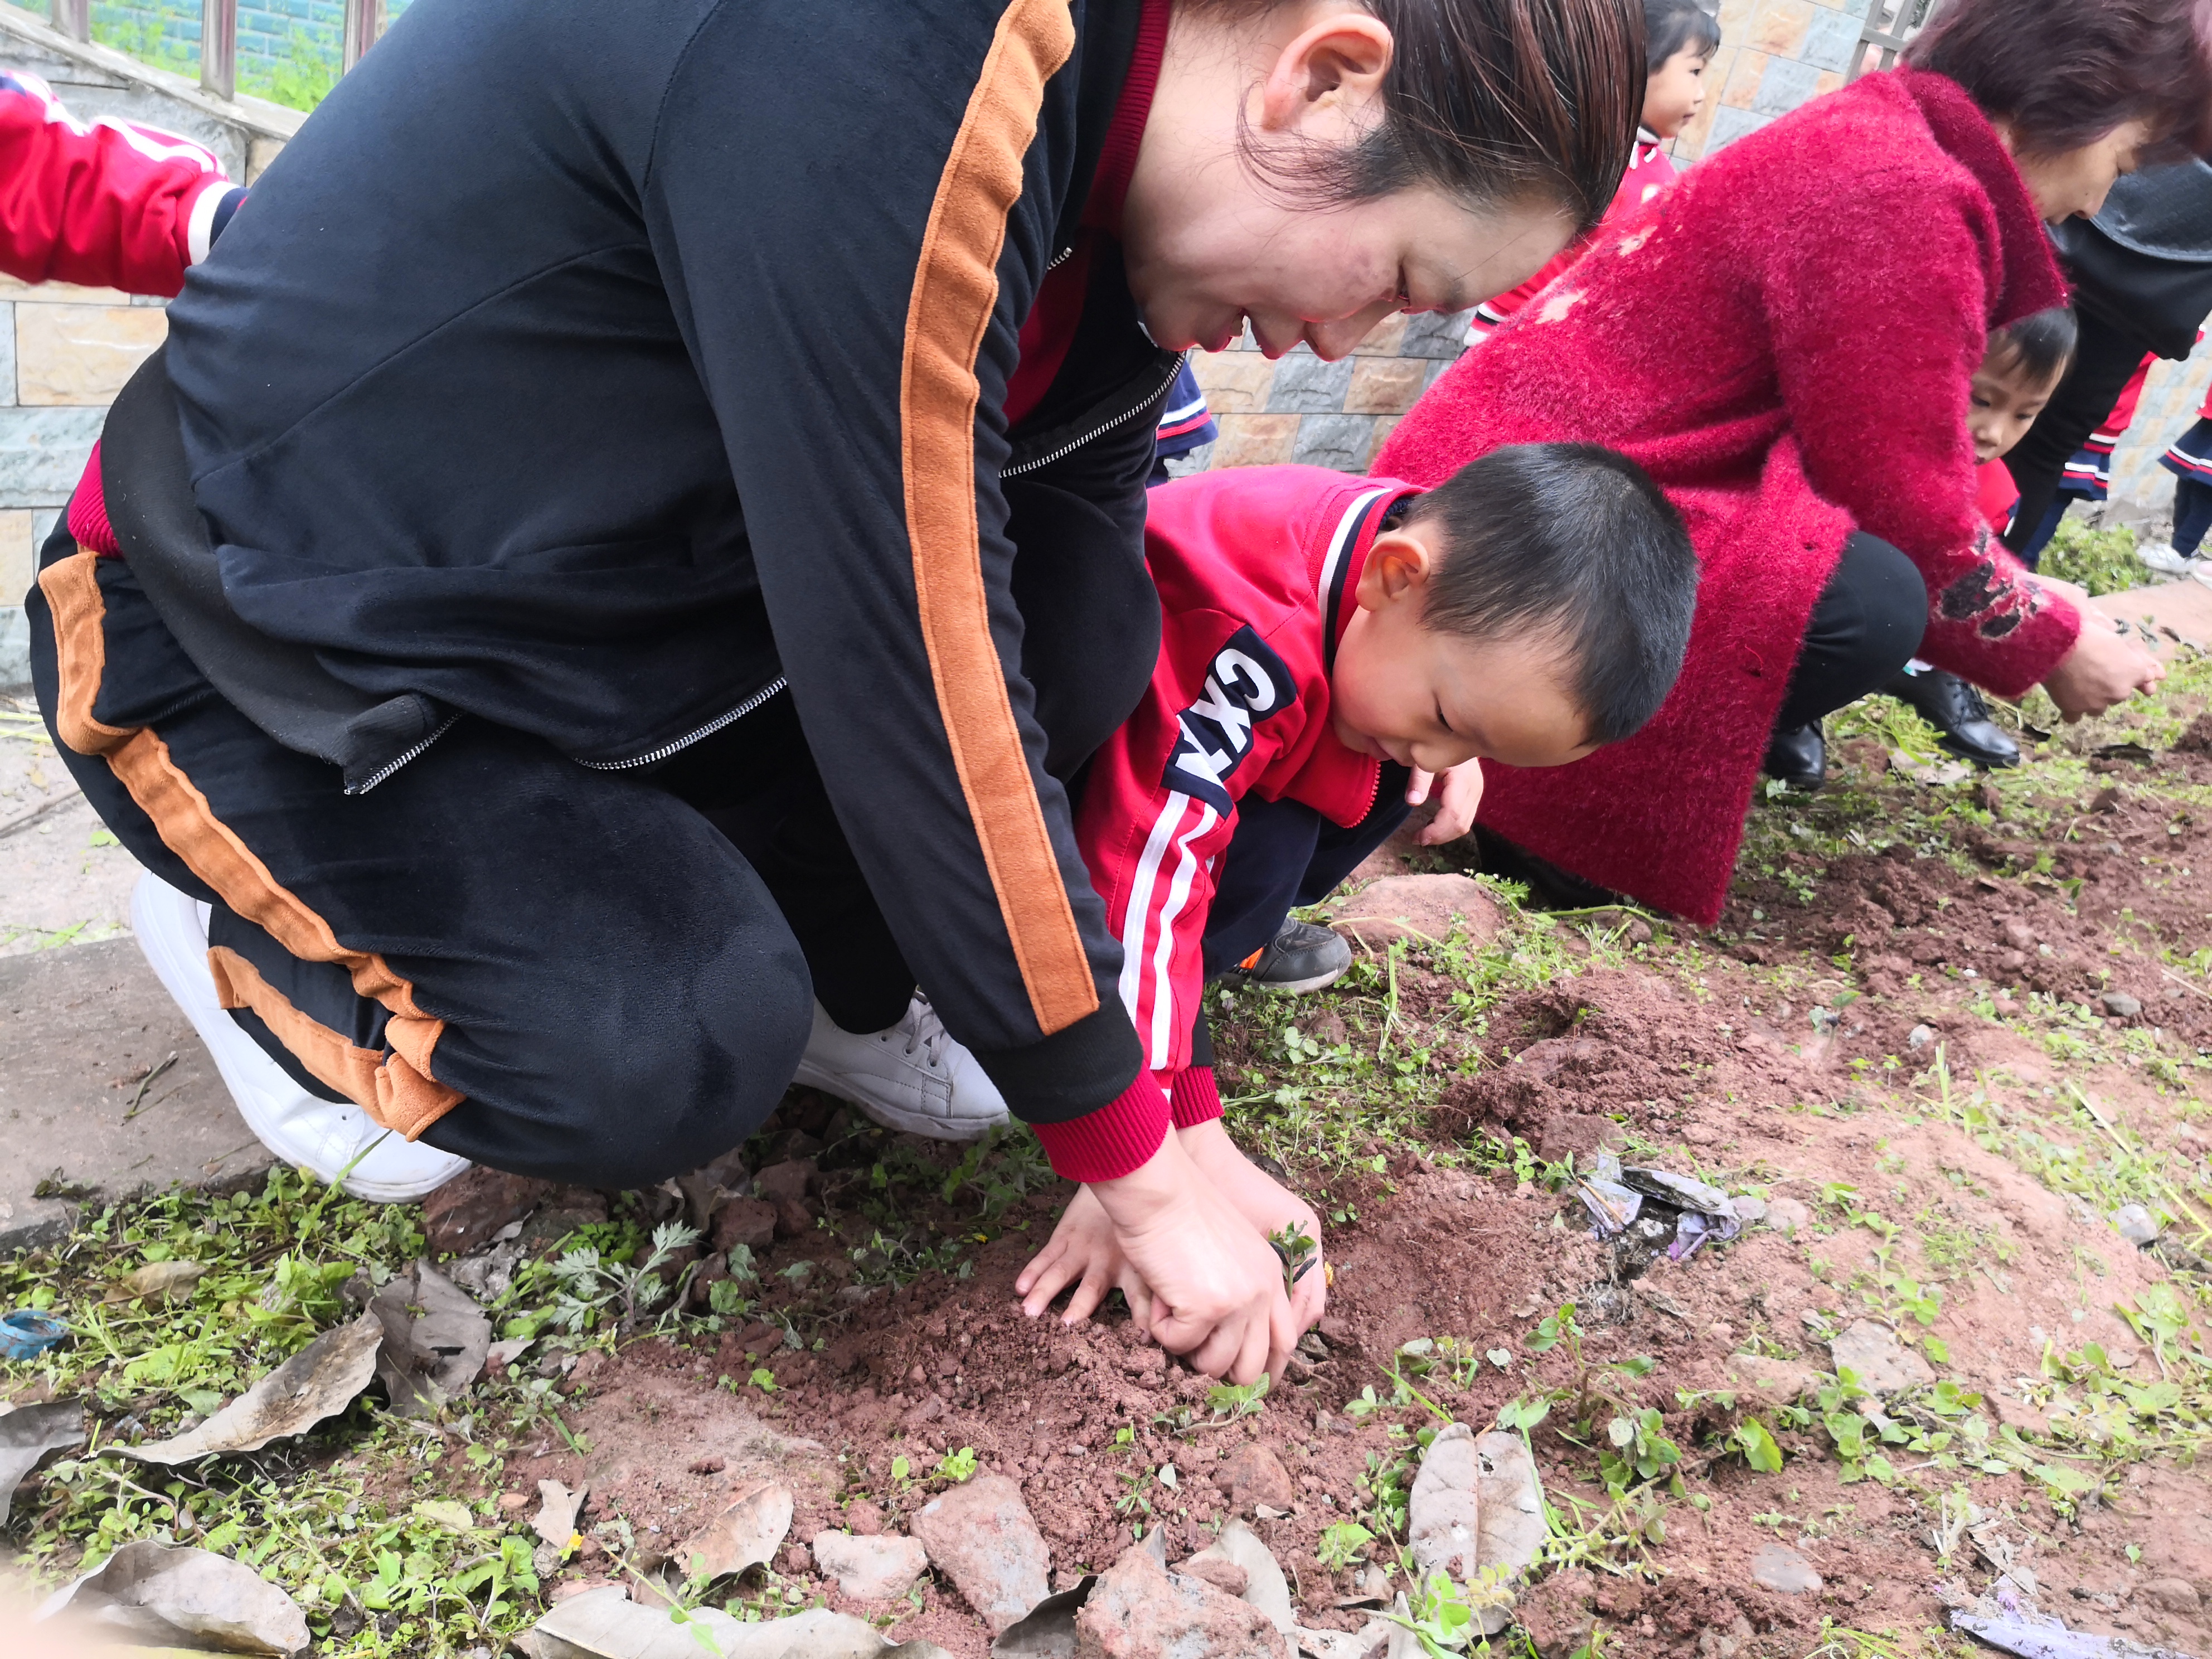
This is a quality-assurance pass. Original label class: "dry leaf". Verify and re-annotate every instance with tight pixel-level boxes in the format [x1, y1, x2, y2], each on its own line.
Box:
[672, 1482, 793, 1584]
[517, 1585, 900, 1658]
[534, 1478, 588, 1550]
[106, 1261, 208, 1303]
[121, 1314, 383, 1466]
[369, 1262, 492, 1418]
[34, 1540, 309, 1655]
[0, 1398, 85, 1526]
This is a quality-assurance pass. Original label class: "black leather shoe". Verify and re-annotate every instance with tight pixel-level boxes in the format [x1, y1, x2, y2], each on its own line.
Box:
[1214, 916, 1354, 993]
[1884, 668, 2019, 768]
[1763, 720, 1827, 789]
[1468, 826, 1632, 911]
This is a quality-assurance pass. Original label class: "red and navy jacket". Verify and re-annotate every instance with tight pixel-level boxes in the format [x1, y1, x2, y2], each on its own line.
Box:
[1054, 466, 1414, 1177]
[0, 67, 241, 295]
[1467, 130, 1678, 341]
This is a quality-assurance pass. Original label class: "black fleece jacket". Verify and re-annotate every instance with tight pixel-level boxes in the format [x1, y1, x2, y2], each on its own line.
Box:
[147, 0, 1180, 1127]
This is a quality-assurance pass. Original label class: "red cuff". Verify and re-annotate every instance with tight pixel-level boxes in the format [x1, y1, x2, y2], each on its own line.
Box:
[67, 443, 119, 557]
[1167, 1065, 1223, 1129]
[1029, 1071, 1171, 1183]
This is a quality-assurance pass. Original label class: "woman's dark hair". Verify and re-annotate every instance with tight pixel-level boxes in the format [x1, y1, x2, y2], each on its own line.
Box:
[1402, 443, 1697, 746]
[1905, 0, 2212, 163]
[1202, 0, 1646, 236]
[1645, 0, 1719, 73]
[1987, 306, 2078, 386]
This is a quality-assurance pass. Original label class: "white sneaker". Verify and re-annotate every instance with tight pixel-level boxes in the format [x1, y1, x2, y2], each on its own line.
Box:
[2136, 540, 2200, 576]
[131, 872, 470, 1203]
[790, 995, 1010, 1142]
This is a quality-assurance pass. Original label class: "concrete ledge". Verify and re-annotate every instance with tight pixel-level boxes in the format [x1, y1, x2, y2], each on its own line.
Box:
[0, 935, 270, 1251]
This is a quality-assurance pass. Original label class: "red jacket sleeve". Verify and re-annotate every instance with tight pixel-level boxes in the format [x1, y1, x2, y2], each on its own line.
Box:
[0, 70, 241, 297]
[1763, 168, 2079, 697]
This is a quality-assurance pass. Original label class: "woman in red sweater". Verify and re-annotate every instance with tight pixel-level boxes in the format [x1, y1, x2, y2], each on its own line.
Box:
[1376, 0, 2206, 924]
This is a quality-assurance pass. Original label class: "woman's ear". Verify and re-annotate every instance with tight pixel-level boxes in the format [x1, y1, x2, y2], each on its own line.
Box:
[1258, 11, 1394, 136]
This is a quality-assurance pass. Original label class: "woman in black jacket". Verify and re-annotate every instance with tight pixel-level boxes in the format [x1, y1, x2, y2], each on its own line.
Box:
[32, 0, 1639, 1383]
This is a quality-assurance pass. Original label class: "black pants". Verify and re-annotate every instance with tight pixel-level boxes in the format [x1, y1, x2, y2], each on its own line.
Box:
[1774, 531, 1927, 730]
[2002, 308, 2153, 561]
[29, 519, 1150, 1189]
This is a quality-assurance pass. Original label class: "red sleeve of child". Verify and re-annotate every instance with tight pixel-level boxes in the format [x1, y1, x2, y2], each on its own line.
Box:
[1167, 1065, 1224, 1128]
[0, 71, 240, 297]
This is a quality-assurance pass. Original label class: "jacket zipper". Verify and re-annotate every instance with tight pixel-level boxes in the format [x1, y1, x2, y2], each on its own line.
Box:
[347, 711, 463, 796]
[1003, 351, 1186, 479]
[578, 676, 789, 773]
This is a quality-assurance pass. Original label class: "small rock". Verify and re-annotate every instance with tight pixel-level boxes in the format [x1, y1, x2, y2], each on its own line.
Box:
[1707, 1323, 1735, 1348]
[2137, 1579, 2203, 1615]
[811, 1531, 929, 1600]
[1724, 1354, 1818, 1403]
[847, 1500, 885, 1537]
[420, 1167, 553, 1255]
[2111, 1204, 2161, 1246]
[1329, 875, 1505, 953]
[669, 1484, 792, 1583]
[1908, 1024, 1934, 1050]
[911, 1473, 1052, 1633]
[2101, 992, 2143, 1020]
[1075, 1542, 1287, 1658]
[775, 1543, 811, 1577]
[1185, 1519, 1293, 1633]
[1181, 1555, 1250, 1597]
[1763, 1197, 1811, 1238]
[1224, 1443, 1296, 1515]
[1680, 1122, 1720, 1147]
[1750, 1542, 1822, 1596]
[711, 1197, 776, 1255]
[1828, 1321, 1936, 1395]
[751, 1160, 820, 1240]
[1731, 1197, 1768, 1225]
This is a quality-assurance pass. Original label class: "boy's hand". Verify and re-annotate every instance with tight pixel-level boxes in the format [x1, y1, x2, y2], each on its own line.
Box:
[1408, 760, 1484, 844]
[1015, 1183, 1146, 1329]
[1177, 1118, 1328, 1340]
[1018, 1135, 1294, 1385]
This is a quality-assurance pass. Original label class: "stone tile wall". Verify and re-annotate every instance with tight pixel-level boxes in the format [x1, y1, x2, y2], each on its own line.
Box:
[2107, 346, 2212, 526]
[1675, 0, 1872, 161]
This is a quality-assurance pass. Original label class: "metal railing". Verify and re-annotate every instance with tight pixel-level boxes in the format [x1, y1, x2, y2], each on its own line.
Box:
[1849, 0, 1940, 81]
[48, 0, 387, 99]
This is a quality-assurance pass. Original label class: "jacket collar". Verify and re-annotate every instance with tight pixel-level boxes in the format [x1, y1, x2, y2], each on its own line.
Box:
[1896, 69, 2069, 326]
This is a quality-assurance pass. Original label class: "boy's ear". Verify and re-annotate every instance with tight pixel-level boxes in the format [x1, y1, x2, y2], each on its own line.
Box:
[1355, 526, 1438, 611]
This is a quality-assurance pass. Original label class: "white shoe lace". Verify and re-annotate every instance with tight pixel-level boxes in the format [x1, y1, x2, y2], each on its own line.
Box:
[880, 997, 952, 1070]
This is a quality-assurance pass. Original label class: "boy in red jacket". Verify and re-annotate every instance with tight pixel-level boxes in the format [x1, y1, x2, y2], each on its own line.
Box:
[1016, 445, 1699, 1334]
[0, 67, 243, 295]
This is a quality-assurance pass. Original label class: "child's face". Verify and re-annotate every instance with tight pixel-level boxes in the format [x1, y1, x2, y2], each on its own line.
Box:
[1329, 523, 1599, 777]
[1968, 353, 2062, 464]
[1641, 47, 1710, 141]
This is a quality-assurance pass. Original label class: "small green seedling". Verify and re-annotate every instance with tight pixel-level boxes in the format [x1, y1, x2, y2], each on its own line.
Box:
[935, 1445, 978, 1483]
[1315, 1520, 1373, 1571]
[1268, 1221, 1320, 1298]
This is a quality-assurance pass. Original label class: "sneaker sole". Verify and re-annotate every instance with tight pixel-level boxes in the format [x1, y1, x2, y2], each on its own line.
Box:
[790, 1060, 1007, 1143]
[1253, 966, 1352, 995]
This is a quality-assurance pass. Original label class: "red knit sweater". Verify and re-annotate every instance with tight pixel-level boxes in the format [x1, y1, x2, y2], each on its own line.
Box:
[1375, 70, 2077, 924]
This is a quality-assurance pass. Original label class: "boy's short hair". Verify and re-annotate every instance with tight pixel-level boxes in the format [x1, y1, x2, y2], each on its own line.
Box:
[1987, 307, 2078, 389]
[1645, 0, 1720, 71]
[1401, 443, 1697, 746]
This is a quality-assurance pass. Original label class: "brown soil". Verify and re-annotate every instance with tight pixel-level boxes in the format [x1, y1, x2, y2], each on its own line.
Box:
[491, 736, 2212, 1658]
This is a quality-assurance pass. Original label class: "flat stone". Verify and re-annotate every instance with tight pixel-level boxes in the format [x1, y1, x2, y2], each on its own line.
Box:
[810, 1530, 929, 1601]
[2101, 992, 2143, 1020]
[1329, 875, 1504, 953]
[0, 938, 271, 1251]
[711, 1196, 777, 1254]
[1750, 1543, 1822, 1596]
[1762, 1197, 1812, 1238]
[1408, 1424, 1482, 1581]
[2111, 1204, 2161, 1246]
[1724, 1354, 1820, 1403]
[421, 1167, 552, 1256]
[1828, 1321, 1935, 1395]
[911, 1473, 1051, 1633]
[14, 302, 166, 406]
[1223, 1443, 1295, 1515]
[0, 405, 104, 506]
[1074, 1542, 1287, 1659]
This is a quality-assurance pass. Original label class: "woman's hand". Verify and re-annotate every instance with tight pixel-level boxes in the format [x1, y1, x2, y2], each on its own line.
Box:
[1018, 1134, 1294, 1384]
[2042, 616, 2164, 722]
[1408, 760, 1485, 845]
[1177, 1118, 1327, 1340]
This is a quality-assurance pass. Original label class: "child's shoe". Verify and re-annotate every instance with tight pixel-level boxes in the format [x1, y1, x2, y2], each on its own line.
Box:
[1212, 917, 1353, 995]
[131, 872, 470, 1202]
[2137, 540, 2202, 577]
[793, 995, 1010, 1142]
